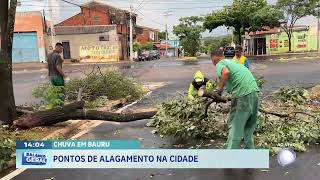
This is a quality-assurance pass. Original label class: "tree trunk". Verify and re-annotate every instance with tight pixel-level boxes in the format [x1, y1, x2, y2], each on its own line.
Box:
[288, 34, 292, 52]
[13, 101, 86, 129]
[12, 101, 157, 129]
[237, 28, 241, 45]
[0, 0, 17, 125]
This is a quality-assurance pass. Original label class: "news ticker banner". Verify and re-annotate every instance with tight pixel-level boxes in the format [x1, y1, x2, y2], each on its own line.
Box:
[16, 140, 269, 169]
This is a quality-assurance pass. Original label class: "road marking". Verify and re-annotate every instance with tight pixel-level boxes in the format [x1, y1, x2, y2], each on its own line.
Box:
[116, 91, 152, 113]
[1, 168, 26, 180]
[13, 69, 47, 74]
[143, 82, 168, 91]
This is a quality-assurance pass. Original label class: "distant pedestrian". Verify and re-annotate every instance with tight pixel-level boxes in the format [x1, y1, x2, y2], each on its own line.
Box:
[48, 43, 65, 86]
[233, 45, 250, 69]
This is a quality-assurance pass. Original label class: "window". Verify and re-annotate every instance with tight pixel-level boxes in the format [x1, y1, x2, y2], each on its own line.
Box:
[99, 35, 109, 41]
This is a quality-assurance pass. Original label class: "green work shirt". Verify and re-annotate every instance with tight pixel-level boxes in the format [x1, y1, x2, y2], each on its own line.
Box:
[216, 59, 259, 98]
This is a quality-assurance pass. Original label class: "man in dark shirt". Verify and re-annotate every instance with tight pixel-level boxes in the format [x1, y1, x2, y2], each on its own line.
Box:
[48, 43, 64, 86]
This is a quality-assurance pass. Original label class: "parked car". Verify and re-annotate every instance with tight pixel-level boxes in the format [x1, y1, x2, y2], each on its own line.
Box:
[138, 51, 151, 61]
[224, 46, 235, 58]
[149, 50, 160, 60]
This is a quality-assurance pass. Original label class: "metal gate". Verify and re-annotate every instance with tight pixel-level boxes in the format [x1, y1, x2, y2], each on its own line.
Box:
[12, 32, 39, 63]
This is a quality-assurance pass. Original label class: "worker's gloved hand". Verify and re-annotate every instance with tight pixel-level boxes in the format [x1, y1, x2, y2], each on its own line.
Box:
[214, 89, 223, 96]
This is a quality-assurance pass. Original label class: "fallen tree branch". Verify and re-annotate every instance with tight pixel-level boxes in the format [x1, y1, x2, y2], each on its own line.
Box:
[204, 99, 215, 118]
[197, 89, 230, 103]
[13, 101, 85, 129]
[12, 101, 157, 129]
[16, 106, 34, 115]
[259, 108, 318, 119]
[198, 90, 317, 119]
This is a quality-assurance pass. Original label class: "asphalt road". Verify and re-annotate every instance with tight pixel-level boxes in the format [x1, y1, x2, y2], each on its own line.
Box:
[9, 58, 320, 180]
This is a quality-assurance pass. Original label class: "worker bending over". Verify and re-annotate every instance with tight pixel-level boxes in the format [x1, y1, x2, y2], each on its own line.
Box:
[188, 71, 215, 100]
[211, 49, 259, 149]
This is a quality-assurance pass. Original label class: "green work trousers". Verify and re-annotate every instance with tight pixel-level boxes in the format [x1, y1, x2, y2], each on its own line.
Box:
[49, 75, 65, 101]
[50, 75, 65, 86]
[226, 92, 259, 149]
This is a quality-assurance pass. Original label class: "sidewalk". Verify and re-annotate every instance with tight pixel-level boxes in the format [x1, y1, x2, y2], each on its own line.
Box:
[12, 60, 135, 71]
[248, 52, 320, 61]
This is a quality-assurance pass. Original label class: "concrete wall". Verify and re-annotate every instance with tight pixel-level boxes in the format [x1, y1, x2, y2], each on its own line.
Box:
[266, 27, 319, 54]
[52, 28, 121, 62]
[14, 11, 46, 62]
[160, 40, 180, 48]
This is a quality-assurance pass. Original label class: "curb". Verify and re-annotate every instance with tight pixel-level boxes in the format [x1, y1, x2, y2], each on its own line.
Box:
[12, 61, 136, 72]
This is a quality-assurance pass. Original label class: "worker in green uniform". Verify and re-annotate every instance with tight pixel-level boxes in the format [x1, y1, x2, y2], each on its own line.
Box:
[47, 43, 65, 100]
[211, 48, 260, 149]
[48, 43, 65, 86]
[188, 71, 215, 100]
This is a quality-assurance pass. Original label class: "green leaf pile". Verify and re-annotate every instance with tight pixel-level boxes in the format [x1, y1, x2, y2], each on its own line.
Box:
[274, 86, 310, 106]
[149, 98, 228, 139]
[33, 71, 145, 109]
[0, 126, 15, 171]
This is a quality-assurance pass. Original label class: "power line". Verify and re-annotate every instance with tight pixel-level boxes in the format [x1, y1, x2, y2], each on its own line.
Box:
[20, 4, 224, 10]
[98, 0, 226, 2]
[133, 0, 150, 14]
[134, 0, 147, 11]
[60, 0, 81, 7]
[144, 6, 224, 11]
[136, 9, 164, 26]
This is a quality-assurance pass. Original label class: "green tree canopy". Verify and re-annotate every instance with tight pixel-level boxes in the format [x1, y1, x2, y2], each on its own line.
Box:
[173, 16, 204, 56]
[158, 31, 166, 41]
[204, 0, 281, 43]
[133, 42, 154, 52]
[202, 35, 232, 54]
[276, 0, 320, 51]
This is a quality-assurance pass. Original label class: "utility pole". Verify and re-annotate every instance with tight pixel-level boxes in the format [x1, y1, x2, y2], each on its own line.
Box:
[164, 10, 172, 57]
[49, 0, 55, 49]
[129, 5, 134, 61]
[317, 6, 319, 52]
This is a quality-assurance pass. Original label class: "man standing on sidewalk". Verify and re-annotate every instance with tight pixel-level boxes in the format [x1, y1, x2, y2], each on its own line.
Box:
[48, 43, 64, 86]
[211, 48, 259, 149]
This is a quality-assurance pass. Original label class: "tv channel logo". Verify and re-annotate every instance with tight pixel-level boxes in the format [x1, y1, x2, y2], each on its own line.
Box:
[22, 152, 47, 165]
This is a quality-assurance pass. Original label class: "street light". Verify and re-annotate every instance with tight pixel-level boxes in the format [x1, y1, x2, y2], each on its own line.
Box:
[164, 10, 172, 58]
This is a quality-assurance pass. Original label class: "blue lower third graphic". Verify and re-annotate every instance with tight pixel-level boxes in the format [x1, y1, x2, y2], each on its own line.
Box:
[17, 149, 269, 168]
[22, 152, 47, 165]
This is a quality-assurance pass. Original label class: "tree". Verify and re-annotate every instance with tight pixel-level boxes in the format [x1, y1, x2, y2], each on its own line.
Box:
[202, 35, 232, 54]
[133, 42, 153, 52]
[204, 0, 281, 43]
[0, 0, 17, 125]
[276, 0, 320, 52]
[133, 42, 142, 52]
[173, 16, 204, 56]
[158, 31, 166, 41]
[143, 42, 153, 50]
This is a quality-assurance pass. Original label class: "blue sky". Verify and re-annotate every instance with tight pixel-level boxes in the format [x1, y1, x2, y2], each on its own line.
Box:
[18, 0, 318, 37]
